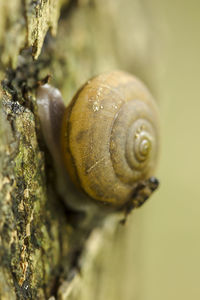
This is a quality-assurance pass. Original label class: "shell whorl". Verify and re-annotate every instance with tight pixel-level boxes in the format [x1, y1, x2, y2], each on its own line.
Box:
[61, 71, 159, 207]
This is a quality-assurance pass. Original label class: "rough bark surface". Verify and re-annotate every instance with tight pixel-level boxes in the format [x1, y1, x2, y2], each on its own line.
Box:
[0, 1, 158, 299]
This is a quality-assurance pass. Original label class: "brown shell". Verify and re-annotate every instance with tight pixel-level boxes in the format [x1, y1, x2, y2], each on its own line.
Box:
[61, 71, 159, 207]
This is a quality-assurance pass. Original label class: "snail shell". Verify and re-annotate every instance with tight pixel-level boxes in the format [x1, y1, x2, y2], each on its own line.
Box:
[60, 71, 159, 208]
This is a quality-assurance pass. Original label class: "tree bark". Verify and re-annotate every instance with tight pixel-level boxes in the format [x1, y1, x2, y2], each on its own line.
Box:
[0, 1, 159, 299]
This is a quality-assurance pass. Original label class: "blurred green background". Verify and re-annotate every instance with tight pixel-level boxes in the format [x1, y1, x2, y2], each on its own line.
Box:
[134, 1, 200, 299]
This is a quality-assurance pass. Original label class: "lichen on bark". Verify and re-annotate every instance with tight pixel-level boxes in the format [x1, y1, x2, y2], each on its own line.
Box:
[0, 0, 67, 67]
[0, 64, 70, 299]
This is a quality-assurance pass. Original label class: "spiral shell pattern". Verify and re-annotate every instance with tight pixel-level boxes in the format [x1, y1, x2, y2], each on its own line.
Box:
[61, 71, 159, 207]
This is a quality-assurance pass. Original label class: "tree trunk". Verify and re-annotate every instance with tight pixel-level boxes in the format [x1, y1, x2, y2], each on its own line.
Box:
[0, 1, 159, 299]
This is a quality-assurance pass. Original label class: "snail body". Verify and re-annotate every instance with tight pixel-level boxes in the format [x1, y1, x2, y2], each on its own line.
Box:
[37, 71, 160, 217]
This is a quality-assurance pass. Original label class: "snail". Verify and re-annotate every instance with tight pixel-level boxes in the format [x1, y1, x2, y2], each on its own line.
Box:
[37, 71, 160, 223]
